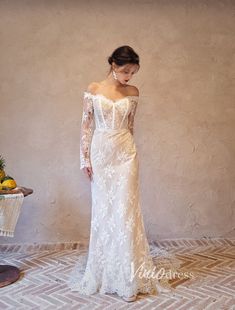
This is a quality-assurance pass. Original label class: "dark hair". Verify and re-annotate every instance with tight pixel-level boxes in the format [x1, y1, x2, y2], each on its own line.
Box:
[107, 45, 140, 75]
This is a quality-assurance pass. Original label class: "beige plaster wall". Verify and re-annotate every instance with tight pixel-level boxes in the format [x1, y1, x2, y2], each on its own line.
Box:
[0, 0, 234, 244]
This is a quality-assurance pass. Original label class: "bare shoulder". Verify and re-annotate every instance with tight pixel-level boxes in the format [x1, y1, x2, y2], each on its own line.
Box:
[86, 82, 99, 94]
[127, 85, 139, 97]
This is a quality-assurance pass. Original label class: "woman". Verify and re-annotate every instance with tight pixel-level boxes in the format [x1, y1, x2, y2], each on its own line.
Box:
[68, 45, 171, 302]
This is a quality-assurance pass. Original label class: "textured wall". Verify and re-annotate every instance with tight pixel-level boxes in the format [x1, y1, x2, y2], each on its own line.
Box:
[0, 0, 234, 244]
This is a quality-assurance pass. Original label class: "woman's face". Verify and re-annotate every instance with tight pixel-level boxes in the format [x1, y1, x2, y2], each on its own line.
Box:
[114, 64, 139, 85]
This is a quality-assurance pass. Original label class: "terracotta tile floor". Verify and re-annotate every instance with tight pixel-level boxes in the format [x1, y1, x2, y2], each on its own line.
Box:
[0, 238, 234, 309]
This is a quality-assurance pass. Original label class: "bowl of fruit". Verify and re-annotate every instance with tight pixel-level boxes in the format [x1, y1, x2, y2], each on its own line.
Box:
[0, 155, 22, 195]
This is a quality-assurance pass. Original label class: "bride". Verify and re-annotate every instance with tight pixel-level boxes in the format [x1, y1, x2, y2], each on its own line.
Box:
[68, 45, 172, 302]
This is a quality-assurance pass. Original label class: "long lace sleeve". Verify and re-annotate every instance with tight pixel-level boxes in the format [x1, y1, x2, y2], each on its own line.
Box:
[128, 97, 139, 135]
[80, 92, 94, 170]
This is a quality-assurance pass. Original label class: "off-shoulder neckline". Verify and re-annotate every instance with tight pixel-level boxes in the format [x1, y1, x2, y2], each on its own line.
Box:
[84, 91, 139, 103]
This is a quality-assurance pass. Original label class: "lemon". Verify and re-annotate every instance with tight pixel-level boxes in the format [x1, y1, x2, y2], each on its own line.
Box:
[1, 176, 17, 189]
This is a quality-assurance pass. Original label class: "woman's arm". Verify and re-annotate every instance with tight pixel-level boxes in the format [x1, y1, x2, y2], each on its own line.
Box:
[127, 86, 139, 135]
[80, 87, 95, 170]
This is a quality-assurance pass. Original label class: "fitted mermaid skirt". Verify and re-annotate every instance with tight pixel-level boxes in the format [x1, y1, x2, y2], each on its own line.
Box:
[68, 127, 161, 297]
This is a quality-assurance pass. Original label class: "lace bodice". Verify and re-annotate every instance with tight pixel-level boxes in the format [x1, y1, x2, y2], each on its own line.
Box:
[80, 91, 139, 170]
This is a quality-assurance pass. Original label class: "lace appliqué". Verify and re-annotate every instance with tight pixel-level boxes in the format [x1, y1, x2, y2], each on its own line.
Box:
[80, 92, 95, 169]
[68, 243, 181, 297]
[128, 98, 138, 135]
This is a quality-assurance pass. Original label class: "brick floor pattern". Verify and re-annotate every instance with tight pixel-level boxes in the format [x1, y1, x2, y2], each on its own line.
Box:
[0, 238, 234, 310]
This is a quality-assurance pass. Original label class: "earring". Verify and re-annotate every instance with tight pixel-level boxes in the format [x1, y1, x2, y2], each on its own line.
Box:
[112, 70, 118, 80]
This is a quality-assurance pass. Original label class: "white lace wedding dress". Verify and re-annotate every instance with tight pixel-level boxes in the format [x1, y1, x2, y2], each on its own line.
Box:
[67, 91, 175, 298]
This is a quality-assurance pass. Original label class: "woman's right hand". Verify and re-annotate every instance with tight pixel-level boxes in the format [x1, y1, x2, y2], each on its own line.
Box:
[82, 166, 93, 181]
